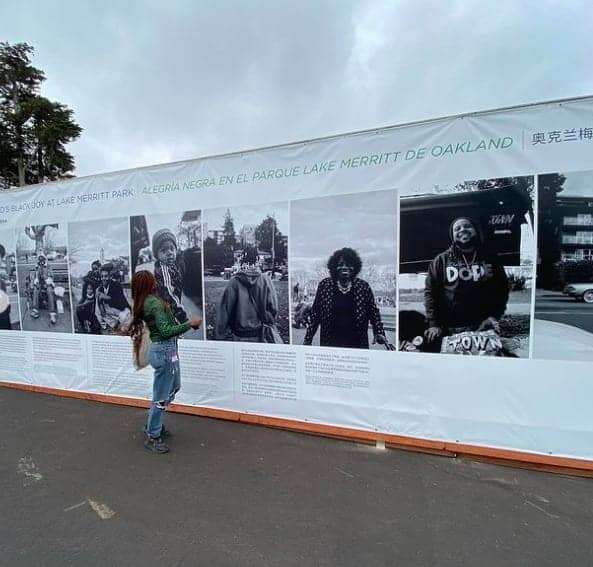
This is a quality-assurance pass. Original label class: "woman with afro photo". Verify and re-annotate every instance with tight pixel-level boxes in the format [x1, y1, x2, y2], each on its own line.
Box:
[303, 247, 387, 349]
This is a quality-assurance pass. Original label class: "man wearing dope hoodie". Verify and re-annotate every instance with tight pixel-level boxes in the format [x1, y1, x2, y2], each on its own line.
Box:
[424, 217, 509, 346]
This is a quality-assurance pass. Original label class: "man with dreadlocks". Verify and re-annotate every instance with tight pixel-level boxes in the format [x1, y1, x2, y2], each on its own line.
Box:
[424, 216, 509, 346]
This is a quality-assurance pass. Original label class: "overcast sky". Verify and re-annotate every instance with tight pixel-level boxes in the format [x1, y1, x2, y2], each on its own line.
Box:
[0, 228, 17, 253]
[2, 1, 592, 178]
[562, 170, 593, 197]
[291, 190, 397, 273]
[68, 216, 129, 277]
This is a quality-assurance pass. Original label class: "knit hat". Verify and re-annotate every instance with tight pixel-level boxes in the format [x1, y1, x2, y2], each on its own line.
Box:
[152, 228, 177, 257]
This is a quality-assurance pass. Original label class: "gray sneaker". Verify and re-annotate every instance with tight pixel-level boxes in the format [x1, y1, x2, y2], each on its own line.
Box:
[142, 425, 170, 439]
[144, 435, 169, 454]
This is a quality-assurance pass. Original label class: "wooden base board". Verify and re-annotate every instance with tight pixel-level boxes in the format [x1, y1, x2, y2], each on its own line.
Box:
[2, 380, 593, 477]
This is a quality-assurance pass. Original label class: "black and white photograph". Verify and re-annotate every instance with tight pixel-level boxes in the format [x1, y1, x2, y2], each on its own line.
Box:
[16, 224, 73, 333]
[398, 176, 535, 357]
[203, 202, 289, 343]
[68, 217, 131, 335]
[130, 210, 204, 340]
[0, 229, 21, 331]
[534, 169, 593, 360]
[290, 190, 397, 350]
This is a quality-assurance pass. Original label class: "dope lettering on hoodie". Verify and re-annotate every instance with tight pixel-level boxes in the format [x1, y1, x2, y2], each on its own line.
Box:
[446, 263, 486, 283]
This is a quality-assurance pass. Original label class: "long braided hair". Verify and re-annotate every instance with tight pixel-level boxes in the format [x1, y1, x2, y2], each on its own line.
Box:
[129, 270, 162, 360]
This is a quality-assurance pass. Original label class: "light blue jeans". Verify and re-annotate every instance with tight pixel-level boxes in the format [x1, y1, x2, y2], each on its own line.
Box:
[146, 339, 180, 438]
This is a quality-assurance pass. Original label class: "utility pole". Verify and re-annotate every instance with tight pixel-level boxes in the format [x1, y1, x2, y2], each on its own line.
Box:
[271, 213, 276, 274]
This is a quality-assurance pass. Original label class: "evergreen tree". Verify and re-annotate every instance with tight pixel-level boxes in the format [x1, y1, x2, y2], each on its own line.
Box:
[537, 173, 566, 289]
[222, 209, 236, 248]
[29, 96, 82, 183]
[255, 215, 287, 264]
[0, 41, 81, 189]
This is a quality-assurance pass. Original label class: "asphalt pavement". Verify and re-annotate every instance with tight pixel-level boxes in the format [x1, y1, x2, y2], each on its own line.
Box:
[535, 290, 593, 333]
[2, 386, 593, 566]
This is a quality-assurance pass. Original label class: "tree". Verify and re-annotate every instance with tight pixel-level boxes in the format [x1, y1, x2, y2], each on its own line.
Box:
[204, 236, 234, 271]
[0, 42, 81, 189]
[29, 96, 82, 183]
[537, 173, 566, 288]
[474, 176, 534, 214]
[434, 177, 534, 216]
[0, 42, 44, 188]
[24, 224, 58, 255]
[204, 237, 224, 270]
[222, 209, 236, 248]
[255, 215, 287, 265]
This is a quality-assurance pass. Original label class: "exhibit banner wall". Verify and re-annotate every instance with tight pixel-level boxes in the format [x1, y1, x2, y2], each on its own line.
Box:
[2, 96, 593, 463]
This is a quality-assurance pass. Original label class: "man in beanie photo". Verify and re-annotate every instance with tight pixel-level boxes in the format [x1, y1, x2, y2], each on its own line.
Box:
[424, 216, 509, 347]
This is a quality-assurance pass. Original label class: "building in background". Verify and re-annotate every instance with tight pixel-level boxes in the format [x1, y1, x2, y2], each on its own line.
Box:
[239, 224, 256, 247]
[557, 196, 593, 262]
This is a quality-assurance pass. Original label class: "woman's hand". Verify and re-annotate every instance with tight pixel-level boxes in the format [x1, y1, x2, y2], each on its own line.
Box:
[425, 326, 442, 343]
[374, 334, 387, 345]
[189, 315, 202, 329]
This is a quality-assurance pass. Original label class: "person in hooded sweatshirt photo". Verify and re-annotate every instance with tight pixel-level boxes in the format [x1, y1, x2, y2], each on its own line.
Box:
[424, 216, 509, 348]
[216, 245, 282, 343]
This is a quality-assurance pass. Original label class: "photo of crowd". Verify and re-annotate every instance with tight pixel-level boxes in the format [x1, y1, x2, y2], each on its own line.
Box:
[290, 190, 397, 350]
[0, 229, 21, 330]
[130, 210, 204, 340]
[16, 224, 73, 333]
[398, 176, 535, 357]
[202, 202, 289, 343]
[68, 217, 131, 335]
[534, 169, 593, 360]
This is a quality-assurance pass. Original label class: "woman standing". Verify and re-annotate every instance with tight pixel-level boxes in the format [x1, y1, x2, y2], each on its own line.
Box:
[130, 270, 201, 454]
[303, 247, 387, 349]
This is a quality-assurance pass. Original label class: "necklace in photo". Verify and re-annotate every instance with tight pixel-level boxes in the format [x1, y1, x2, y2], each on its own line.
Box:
[461, 251, 477, 269]
[337, 281, 352, 294]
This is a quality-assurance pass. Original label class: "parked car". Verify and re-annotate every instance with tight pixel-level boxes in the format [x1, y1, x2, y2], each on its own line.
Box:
[563, 283, 593, 303]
